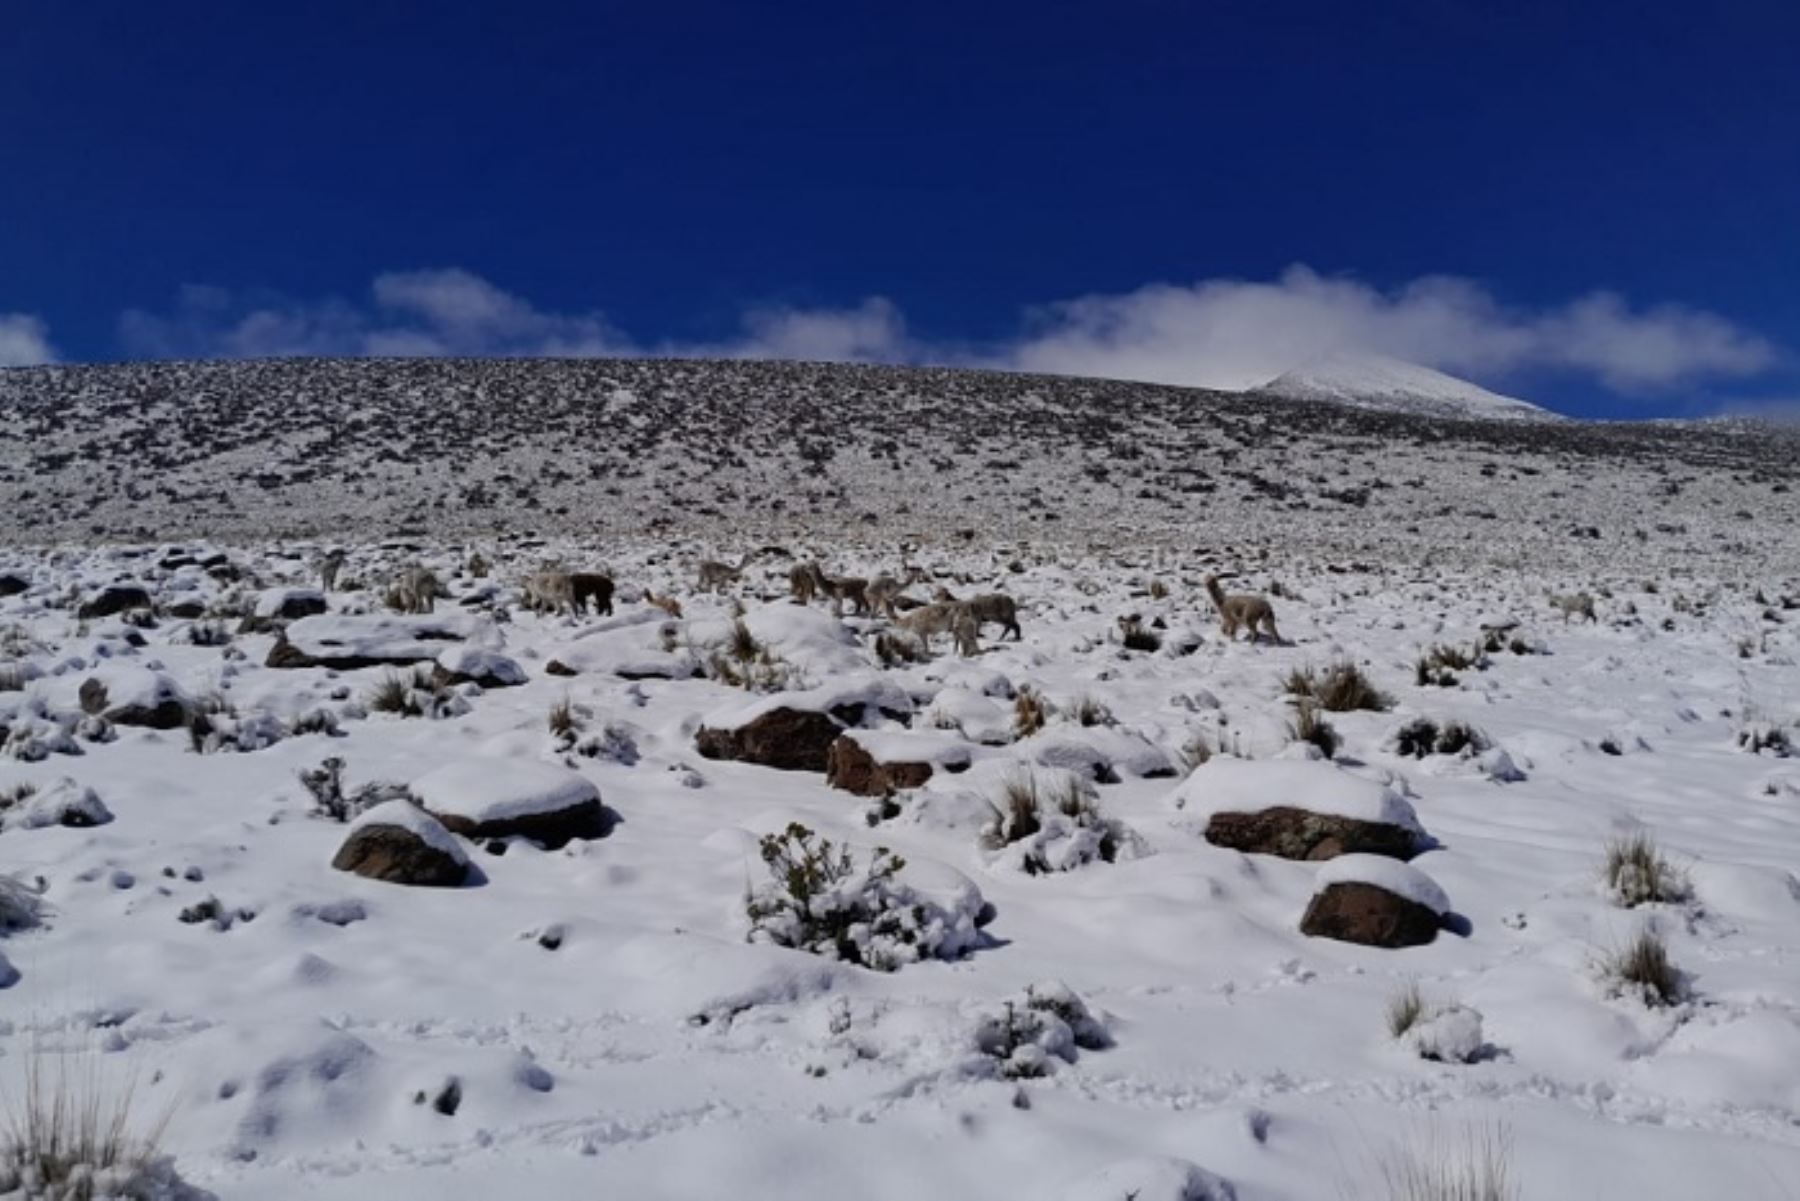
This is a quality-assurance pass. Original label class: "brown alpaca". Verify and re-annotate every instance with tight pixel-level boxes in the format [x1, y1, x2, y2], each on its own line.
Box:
[570, 573, 614, 616]
[523, 570, 577, 617]
[864, 566, 927, 619]
[644, 590, 683, 618]
[934, 586, 1021, 640]
[1204, 574, 1280, 643]
[805, 562, 870, 617]
[789, 562, 819, 604]
[897, 601, 980, 657]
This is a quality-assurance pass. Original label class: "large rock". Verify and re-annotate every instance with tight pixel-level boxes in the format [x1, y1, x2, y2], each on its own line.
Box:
[1299, 855, 1449, 948]
[240, 587, 328, 632]
[77, 584, 153, 619]
[1171, 759, 1423, 861]
[0, 573, 28, 598]
[331, 802, 469, 887]
[6, 778, 113, 830]
[696, 707, 846, 772]
[431, 646, 527, 689]
[413, 759, 607, 848]
[826, 730, 973, 796]
[267, 613, 484, 670]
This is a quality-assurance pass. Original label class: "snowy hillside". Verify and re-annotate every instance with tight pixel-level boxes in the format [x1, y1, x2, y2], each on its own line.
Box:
[2, 358, 1798, 576]
[1254, 355, 1553, 421]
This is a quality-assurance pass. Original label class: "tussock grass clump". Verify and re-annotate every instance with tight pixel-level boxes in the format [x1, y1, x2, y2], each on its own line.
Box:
[1736, 721, 1791, 757]
[1601, 927, 1684, 1007]
[1288, 699, 1340, 758]
[979, 770, 1133, 874]
[1013, 687, 1049, 738]
[366, 667, 464, 719]
[1603, 833, 1691, 908]
[726, 618, 762, 664]
[0, 663, 29, 693]
[547, 697, 582, 741]
[1386, 980, 1427, 1038]
[1117, 615, 1162, 653]
[1366, 1123, 1518, 1201]
[0, 1047, 178, 1201]
[1285, 662, 1390, 713]
[1068, 694, 1114, 728]
[1394, 718, 1487, 759]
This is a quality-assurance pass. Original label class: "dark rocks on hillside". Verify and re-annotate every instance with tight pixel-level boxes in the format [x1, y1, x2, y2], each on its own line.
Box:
[1204, 807, 1418, 862]
[696, 707, 846, 772]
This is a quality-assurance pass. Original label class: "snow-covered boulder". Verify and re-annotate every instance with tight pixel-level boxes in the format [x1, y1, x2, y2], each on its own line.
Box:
[268, 613, 489, 670]
[432, 645, 526, 688]
[1300, 854, 1449, 948]
[79, 667, 193, 729]
[1173, 758, 1424, 861]
[240, 587, 329, 632]
[1405, 1004, 1486, 1063]
[7, 778, 113, 830]
[413, 759, 606, 847]
[826, 730, 973, 796]
[547, 613, 699, 680]
[1059, 1156, 1237, 1201]
[1025, 725, 1178, 782]
[330, 801, 469, 887]
[923, 687, 1015, 745]
[696, 676, 913, 772]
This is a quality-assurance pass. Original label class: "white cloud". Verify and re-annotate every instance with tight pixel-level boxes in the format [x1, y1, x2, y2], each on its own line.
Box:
[113, 264, 1781, 402]
[1000, 266, 1776, 393]
[0, 313, 58, 367]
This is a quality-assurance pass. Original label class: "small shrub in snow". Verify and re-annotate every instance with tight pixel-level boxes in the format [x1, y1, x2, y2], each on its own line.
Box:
[1386, 983, 1485, 1064]
[174, 620, 231, 647]
[1177, 732, 1213, 774]
[188, 709, 285, 755]
[1735, 721, 1791, 757]
[299, 757, 415, 824]
[0, 663, 29, 693]
[286, 708, 341, 738]
[972, 982, 1111, 1079]
[1599, 927, 1684, 1008]
[1117, 616, 1161, 653]
[1285, 661, 1391, 712]
[1602, 833, 1690, 908]
[979, 769, 1141, 875]
[1386, 980, 1426, 1038]
[547, 697, 582, 741]
[1287, 699, 1340, 758]
[1394, 718, 1488, 760]
[745, 823, 981, 971]
[705, 647, 803, 693]
[1013, 687, 1049, 737]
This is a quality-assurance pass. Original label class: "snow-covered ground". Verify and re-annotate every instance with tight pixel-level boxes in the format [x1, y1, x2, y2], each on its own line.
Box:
[3, 538, 1799, 1199]
[1253, 354, 1553, 421]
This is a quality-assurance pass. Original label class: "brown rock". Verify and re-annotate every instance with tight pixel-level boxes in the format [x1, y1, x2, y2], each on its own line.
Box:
[1300, 881, 1441, 948]
[77, 585, 153, 620]
[695, 707, 845, 772]
[430, 798, 607, 849]
[826, 735, 937, 796]
[1204, 806, 1417, 861]
[331, 818, 469, 887]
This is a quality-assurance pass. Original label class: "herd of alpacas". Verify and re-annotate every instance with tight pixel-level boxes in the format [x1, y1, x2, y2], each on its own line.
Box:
[343, 550, 1280, 651]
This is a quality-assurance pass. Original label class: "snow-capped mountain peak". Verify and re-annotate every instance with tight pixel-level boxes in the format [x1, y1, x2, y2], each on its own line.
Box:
[1252, 354, 1554, 421]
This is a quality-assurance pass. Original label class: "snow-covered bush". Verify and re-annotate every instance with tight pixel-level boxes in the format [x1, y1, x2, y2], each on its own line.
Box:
[1597, 926, 1685, 1008]
[746, 823, 984, 971]
[1284, 661, 1391, 712]
[972, 981, 1111, 1079]
[1, 696, 82, 761]
[1386, 983, 1485, 1064]
[979, 768, 1143, 875]
[299, 757, 415, 824]
[1393, 718, 1488, 760]
[189, 709, 286, 755]
[1735, 721, 1791, 757]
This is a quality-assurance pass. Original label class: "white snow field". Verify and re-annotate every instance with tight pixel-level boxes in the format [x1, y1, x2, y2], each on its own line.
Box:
[2, 535, 1799, 1201]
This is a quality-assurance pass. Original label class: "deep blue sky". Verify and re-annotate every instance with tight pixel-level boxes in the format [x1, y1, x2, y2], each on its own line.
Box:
[4, 1, 1798, 416]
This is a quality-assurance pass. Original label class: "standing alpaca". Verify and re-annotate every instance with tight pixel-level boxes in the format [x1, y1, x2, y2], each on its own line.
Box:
[644, 590, 683, 618]
[789, 562, 820, 604]
[897, 601, 980, 657]
[523, 570, 578, 617]
[390, 564, 446, 615]
[865, 566, 928, 619]
[1203, 574, 1280, 644]
[316, 549, 347, 592]
[570, 572, 615, 616]
[806, 562, 870, 617]
[697, 552, 759, 593]
[1550, 591, 1597, 623]
[933, 586, 1021, 640]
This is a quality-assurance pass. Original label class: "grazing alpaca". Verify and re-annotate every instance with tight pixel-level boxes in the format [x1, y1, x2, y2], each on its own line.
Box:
[805, 562, 870, 617]
[570, 572, 615, 616]
[523, 570, 578, 617]
[865, 566, 927, 619]
[697, 552, 759, 593]
[644, 590, 683, 618]
[390, 564, 446, 615]
[316, 548, 346, 592]
[934, 586, 1021, 641]
[1203, 574, 1280, 644]
[1551, 591, 1597, 623]
[897, 601, 980, 657]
